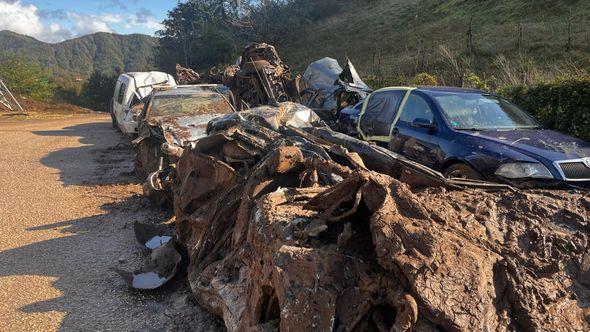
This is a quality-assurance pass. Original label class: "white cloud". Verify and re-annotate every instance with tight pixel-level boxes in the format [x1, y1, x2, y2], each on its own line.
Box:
[100, 10, 163, 31]
[0, 1, 44, 38]
[0, 1, 162, 43]
[68, 12, 113, 35]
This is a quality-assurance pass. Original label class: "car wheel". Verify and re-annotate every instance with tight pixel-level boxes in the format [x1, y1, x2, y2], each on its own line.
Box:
[443, 163, 482, 180]
[110, 112, 118, 129]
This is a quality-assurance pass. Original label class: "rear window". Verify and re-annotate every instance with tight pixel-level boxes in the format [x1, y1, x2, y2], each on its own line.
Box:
[150, 93, 234, 117]
[117, 82, 126, 104]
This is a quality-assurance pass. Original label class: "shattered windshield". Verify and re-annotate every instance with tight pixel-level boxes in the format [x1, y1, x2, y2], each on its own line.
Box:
[149, 93, 233, 118]
[434, 93, 540, 130]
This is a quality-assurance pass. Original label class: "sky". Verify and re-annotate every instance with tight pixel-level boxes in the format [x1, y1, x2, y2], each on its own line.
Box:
[0, 0, 178, 43]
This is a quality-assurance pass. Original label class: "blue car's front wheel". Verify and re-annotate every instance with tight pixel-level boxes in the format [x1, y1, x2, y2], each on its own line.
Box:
[443, 163, 482, 180]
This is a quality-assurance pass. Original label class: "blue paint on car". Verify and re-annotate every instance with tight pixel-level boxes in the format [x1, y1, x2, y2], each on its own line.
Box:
[344, 86, 590, 185]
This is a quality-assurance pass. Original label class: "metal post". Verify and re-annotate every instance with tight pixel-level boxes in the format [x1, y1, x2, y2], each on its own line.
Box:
[0, 77, 24, 112]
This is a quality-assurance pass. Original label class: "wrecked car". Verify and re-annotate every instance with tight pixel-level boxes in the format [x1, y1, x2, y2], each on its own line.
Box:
[134, 85, 236, 204]
[225, 43, 300, 109]
[300, 57, 372, 125]
[172, 101, 590, 331]
[111, 72, 177, 137]
[342, 86, 590, 186]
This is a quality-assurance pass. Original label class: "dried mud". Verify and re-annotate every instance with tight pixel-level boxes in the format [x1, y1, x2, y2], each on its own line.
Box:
[169, 103, 590, 331]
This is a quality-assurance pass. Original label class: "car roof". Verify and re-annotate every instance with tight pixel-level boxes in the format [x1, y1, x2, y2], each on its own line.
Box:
[417, 86, 486, 94]
[374, 86, 486, 95]
[153, 85, 230, 97]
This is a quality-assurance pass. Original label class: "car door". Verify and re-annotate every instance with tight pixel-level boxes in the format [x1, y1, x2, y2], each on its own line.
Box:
[358, 89, 408, 142]
[389, 92, 444, 168]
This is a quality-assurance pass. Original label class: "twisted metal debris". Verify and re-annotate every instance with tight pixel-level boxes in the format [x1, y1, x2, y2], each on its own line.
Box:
[169, 102, 590, 331]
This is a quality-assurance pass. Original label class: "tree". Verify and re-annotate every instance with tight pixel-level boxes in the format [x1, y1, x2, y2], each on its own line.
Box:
[0, 53, 55, 101]
[80, 71, 118, 112]
[156, 0, 241, 72]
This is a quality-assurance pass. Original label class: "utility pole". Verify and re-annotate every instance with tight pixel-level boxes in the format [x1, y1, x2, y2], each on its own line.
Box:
[0, 77, 24, 112]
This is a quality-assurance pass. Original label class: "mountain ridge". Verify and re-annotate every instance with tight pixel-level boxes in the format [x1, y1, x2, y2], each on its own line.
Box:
[0, 30, 158, 81]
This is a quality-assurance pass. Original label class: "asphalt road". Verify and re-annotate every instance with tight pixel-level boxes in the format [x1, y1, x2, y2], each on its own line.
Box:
[0, 115, 221, 331]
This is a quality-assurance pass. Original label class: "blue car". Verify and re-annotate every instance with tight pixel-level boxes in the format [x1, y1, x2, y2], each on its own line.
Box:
[341, 86, 590, 187]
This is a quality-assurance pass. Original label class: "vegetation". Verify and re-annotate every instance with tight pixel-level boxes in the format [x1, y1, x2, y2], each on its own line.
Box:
[502, 79, 590, 141]
[0, 31, 157, 81]
[0, 53, 55, 100]
[156, 0, 348, 72]
[78, 71, 118, 112]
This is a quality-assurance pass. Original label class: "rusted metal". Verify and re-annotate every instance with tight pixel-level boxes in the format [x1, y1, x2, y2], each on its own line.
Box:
[226, 43, 300, 110]
[166, 102, 590, 331]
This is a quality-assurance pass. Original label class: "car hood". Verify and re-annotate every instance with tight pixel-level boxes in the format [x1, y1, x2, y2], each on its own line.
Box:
[465, 129, 590, 161]
[148, 114, 224, 147]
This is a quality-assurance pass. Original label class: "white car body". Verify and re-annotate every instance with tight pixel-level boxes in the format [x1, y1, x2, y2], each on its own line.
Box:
[111, 72, 176, 136]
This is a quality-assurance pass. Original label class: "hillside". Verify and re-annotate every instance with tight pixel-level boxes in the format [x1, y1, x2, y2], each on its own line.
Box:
[0, 31, 158, 81]
[280, 0, 590, 80]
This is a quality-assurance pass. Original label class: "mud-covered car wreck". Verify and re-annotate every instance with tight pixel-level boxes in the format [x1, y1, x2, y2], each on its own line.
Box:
[134, 85, 235, 204]
[300, 57, 372, 126]
[167, 102, 590, 331]
[224, 43, 300, 109]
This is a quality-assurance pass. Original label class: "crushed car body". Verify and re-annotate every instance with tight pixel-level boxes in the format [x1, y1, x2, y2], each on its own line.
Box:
[134, 84, 236, 204]
[301, 57, 372, 125]
[168, 101, 590, 331]
[224, 43, 300, 109]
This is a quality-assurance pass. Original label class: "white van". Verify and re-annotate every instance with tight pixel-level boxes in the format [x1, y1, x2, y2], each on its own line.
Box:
[110, 72, 176, 137]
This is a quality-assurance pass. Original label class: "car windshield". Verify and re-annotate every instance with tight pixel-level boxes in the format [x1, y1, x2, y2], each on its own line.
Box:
[150, 92, 233, 118]
[433, 93, 540, 130]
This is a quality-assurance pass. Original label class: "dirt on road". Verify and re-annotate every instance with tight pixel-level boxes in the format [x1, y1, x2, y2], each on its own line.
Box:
[0, 115, 223, 331]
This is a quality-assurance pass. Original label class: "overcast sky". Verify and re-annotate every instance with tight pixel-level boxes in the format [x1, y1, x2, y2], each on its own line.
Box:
[0, 0, 176, 43]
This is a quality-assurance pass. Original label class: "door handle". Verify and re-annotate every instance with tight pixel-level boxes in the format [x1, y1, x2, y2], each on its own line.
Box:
[391, 128, 400, 135]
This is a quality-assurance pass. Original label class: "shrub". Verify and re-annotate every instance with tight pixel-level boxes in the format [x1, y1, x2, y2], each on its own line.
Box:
[412, 72, 438, 86]
[463, 72, 488, 90]
[501, 79, 590, 142]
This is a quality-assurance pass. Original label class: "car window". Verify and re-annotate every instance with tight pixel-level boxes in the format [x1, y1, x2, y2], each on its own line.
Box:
[117, 82, 127, 105]
[359, 90, 406, 137]
[433, 93, 539, 130]
[113, 82, 121, 104]
[149, 93, 234, 118]
[399, 93, 434, 124]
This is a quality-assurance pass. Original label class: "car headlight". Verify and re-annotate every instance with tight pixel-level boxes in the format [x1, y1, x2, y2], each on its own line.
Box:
[495, 162, 553, 179]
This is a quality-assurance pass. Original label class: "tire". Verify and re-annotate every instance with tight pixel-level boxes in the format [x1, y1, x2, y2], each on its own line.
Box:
[110, 111, 118, 129]
[443, 163, 482, 180]
[109, 99, 118, 129]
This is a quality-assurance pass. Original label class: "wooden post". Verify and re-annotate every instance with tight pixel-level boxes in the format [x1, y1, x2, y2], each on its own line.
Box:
[418, 39, 426, 71]
[378, 50, 382, 76]
[467, 17, 474, 53]
[567, 17, 572, 49]
[517, 23, 523, 53]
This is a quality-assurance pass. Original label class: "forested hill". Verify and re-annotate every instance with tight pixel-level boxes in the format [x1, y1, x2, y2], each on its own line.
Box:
[155, 0, 590, 85]
[0, 30, 158, 81]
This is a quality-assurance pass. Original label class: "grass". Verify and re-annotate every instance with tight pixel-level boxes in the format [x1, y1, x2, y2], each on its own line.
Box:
[279, 0, 590, 80]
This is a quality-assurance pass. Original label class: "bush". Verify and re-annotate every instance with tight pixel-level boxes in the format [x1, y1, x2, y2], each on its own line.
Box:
[501, 79, 590, 142]
[0, 53, 55, 100]
[412, 72, 438, 86]
[463, 72, 488, 90]
[364, 74, 413, 90]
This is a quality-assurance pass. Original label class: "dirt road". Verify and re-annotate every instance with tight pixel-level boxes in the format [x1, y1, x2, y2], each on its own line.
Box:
[0, 115, 221, 331]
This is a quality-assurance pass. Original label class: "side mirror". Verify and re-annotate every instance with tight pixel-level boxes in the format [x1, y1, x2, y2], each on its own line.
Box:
[412, 118, 436, 129]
